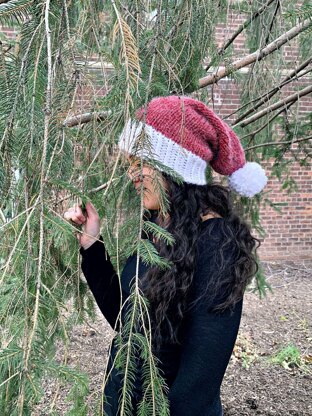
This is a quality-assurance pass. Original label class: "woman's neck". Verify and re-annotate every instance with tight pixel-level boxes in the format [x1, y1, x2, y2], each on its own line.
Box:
[149, 209, 222, 223]
[201, 212, 222, 221]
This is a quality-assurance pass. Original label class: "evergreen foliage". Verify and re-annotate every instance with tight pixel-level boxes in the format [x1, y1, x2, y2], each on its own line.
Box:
[0, 0, 311, 414]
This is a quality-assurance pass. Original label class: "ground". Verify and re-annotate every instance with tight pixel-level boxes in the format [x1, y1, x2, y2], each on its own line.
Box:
[35, 261, 311, 415]
[222, 261, 311, 416]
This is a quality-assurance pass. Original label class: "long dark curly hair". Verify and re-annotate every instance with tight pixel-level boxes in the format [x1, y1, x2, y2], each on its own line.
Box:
[140, 173, 260, 352]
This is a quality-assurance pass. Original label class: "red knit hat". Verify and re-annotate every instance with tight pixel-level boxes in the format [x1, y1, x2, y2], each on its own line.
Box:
[118, 96, 267, 197]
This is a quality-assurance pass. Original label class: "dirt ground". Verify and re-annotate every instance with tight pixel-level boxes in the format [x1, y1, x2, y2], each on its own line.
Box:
[35, 260, 312, 415]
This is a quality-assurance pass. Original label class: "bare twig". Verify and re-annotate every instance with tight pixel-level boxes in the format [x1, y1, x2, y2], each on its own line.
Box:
[245, 135, 312, 151]
[264, 0, 280, 45]
[50, 177, 120, 207]
[235, 84, 312, 127]
[198, 18, 312, 88]
[63, 110, 111, 127]
[0, 371, 20, 388]
[240, 102, 293, 141]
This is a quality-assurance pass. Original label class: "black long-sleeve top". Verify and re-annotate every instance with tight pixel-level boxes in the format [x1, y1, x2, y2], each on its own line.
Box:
[80, 218, 243, 416]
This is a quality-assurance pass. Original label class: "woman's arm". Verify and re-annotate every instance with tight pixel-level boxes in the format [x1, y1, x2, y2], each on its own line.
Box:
[64, 201, 122, 330]
[80, 237, 122, 330]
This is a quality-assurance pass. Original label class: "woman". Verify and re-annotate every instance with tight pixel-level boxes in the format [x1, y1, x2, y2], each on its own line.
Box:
[64, 96, 267, 415]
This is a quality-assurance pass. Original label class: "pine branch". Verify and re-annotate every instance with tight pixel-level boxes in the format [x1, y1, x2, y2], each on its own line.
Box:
[136, 295, 169, 415]
[0, 197, 38, 277]
[205, 0, 277, 71]
[143, 221, 175, 246]
[198, 18, 312, 88]
[0, 0, 33, 24]
[118, 191, 146, 416]
[17, 2, 53, 413]
[234, 84, 312, 128]
[284, 4, 312, 21]
[111, 0, 141, 118]
[0, 18, 43, 153]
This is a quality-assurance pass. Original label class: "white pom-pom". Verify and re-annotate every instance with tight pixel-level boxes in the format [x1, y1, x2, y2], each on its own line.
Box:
[228, 162, 268, 197]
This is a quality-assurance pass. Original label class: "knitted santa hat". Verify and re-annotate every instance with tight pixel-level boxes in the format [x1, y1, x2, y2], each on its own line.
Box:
[118, 96, 267, 197]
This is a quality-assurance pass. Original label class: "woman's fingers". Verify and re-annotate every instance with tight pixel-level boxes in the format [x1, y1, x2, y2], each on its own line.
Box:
[71, 215, 84, 225]
[64, 211, 71, 221]
[75, 201, 99, 219]
[64, 201, 100, 249]
[63, 212, 84, 225]
[85, 201, 99, 219]
[64, 205, 86, 224]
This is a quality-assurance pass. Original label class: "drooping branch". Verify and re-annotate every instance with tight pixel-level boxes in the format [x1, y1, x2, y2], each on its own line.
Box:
[234, 84, 312, 128]
[18, 0, 52, 414]
[205, 0, 277, 71]
[198, 18, 312, 88]
[234, 57, 312, 124]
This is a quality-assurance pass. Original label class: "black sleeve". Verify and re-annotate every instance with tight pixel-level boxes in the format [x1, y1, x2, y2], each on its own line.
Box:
[168, 242, 243, 416]
[80, 237, 122, 330]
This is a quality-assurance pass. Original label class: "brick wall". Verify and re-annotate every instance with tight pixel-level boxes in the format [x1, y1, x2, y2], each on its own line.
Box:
[209, 11, 312, 260]
[1, 8, 311, 260]
[257, 154, 311, 260]
[204, 76, 311, 260]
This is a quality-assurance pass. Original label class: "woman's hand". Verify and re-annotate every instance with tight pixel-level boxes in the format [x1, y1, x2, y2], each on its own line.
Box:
[64, 201, 100, 250]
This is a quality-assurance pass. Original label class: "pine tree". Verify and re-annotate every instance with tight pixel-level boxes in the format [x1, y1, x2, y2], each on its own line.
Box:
[0, 1, 311, 414]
